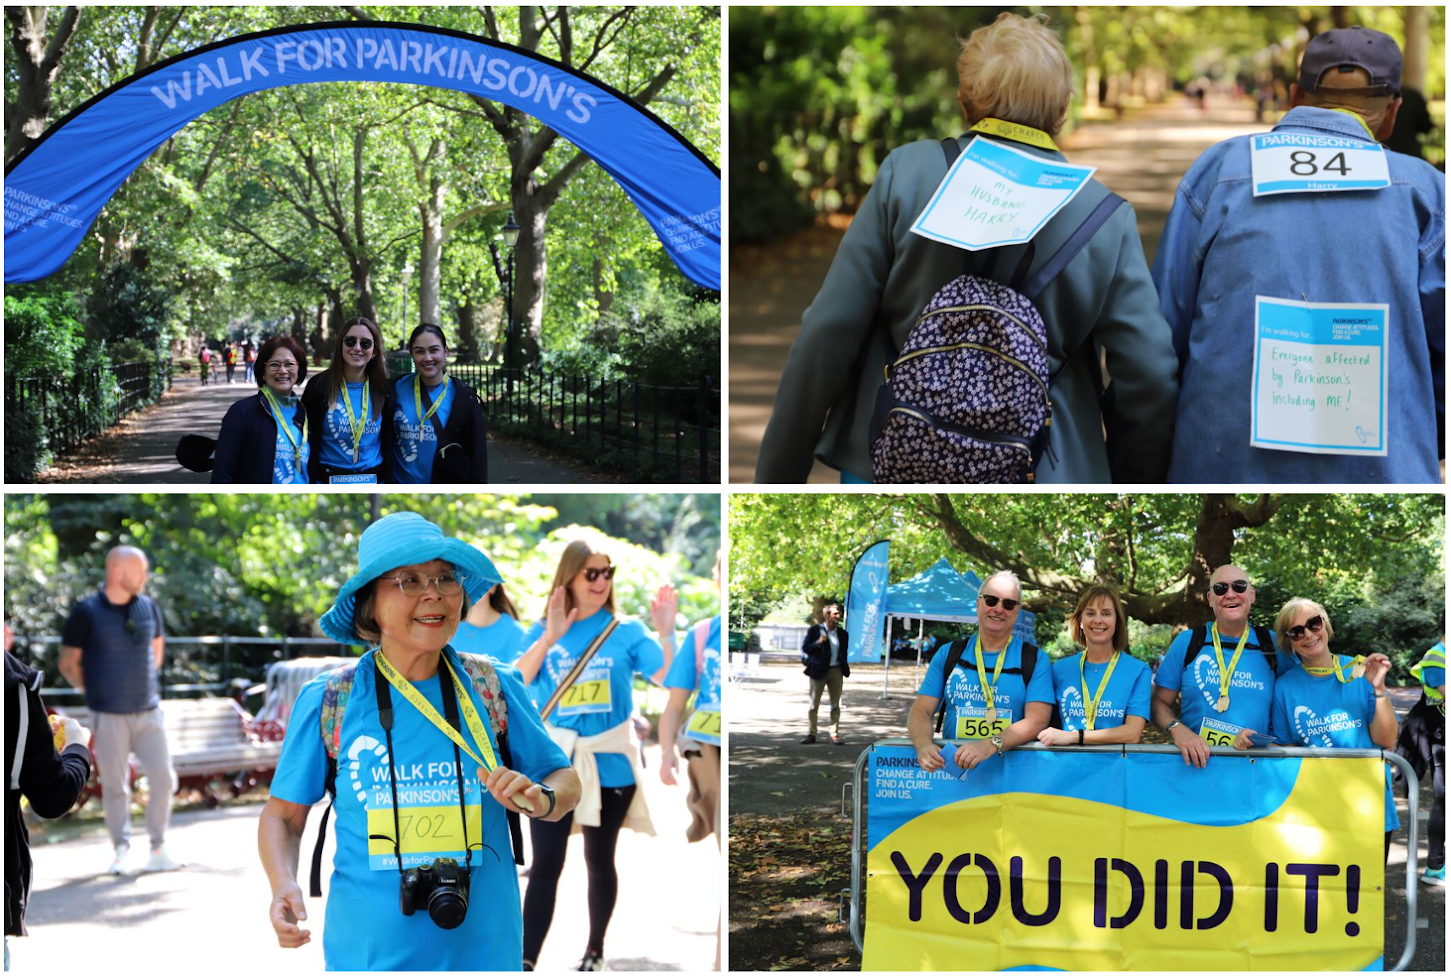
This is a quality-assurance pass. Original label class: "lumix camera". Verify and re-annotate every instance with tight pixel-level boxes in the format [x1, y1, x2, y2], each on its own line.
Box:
[399, 857, 470, 929]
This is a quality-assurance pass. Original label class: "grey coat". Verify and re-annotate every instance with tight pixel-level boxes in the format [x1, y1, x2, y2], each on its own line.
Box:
[755, 134, 1179, 484]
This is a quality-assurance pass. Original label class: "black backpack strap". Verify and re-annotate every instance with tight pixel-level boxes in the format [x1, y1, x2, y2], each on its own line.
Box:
[310, 757, 337, 898]
[1255, 626, 1279, 675]
[1022, 643, 1038, 689]
[933, 637, 972, 734]
[1023, 192, 1126, 303]
[498, 730, 524, 866]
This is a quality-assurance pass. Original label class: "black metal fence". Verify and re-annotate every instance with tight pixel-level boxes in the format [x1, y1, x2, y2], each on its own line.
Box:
[441, 363, 721, 483]
[4, 359, 172, 479]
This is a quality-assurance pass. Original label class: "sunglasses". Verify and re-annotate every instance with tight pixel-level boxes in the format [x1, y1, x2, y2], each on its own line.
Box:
[1285, 615, 1324, 642]
[581, 566, 616, 583]
[344, 336, 374, 350]
[1211, 579, 1250, 596]
[980, 594, 1020, 611]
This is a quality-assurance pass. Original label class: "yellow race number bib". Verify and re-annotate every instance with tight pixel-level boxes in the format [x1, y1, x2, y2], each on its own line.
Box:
[955, 715, 1009, 741]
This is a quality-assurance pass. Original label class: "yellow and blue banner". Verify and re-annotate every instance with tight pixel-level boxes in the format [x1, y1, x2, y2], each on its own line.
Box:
[863, 744, 1386, 971]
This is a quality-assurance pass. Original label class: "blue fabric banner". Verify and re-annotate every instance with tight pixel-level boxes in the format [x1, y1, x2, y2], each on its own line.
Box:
[846, 540, 890, 663]
[4, 21, 720, 288]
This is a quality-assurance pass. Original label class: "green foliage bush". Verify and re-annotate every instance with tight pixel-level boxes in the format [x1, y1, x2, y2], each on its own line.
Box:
[88, 261, 173, 350]
[3, 291, 86, 377]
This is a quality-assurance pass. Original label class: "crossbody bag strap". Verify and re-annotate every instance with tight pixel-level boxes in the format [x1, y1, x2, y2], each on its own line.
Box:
[1032, 192, 1126, 384]
[539, 618, 622, 720]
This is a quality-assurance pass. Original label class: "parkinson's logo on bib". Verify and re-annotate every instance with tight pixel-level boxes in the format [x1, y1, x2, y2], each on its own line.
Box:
[1250, 297, 1389, 456]
[910, 138, 1095, 251]
[1250, 132, 1391, 197]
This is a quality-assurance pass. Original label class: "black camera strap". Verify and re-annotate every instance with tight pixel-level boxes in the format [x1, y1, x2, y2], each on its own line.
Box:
[369, 656, 474, 878]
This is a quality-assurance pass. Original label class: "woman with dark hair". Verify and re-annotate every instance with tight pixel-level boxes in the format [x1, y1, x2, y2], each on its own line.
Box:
[212, 335, 310, 484]
[383, 324, 489, 484]
[302, 316, 388, 483]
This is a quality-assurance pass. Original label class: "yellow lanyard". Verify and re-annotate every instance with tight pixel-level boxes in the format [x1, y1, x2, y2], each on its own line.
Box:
[1327, 107, 1377, 140]
[413, 375, 450, 431]
[374, 650, 499, 773]
[970, 117, 1059, 152]
[1079, 652, 1119, 731]
[340, 382, 370, 463]
[973, 635, 1009, 722]
[261, 387, 307, 472]
[1209, 624, 1250, 712]
[1305, 654, 1366, 681]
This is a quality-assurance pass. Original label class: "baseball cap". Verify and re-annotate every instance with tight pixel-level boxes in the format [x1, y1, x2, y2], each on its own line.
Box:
[1298, 26, 1402, 96]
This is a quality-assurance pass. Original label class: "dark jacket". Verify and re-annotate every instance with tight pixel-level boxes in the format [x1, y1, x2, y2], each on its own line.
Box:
[300, 374, 386, 483]
[801, 624, 850, 680]
[212, 392, 309, 485]
[382, 375, 489, 484]
[6, 651, 91, 936]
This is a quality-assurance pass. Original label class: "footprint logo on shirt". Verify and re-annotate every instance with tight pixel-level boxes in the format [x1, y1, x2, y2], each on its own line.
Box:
[346, 735, 390, 803]
[1060, 684, 1084, 720]
[1191, 655, 1222, 709]
[1291, 705, 1334, 748]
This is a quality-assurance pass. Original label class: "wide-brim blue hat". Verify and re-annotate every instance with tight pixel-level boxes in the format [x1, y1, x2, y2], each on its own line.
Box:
[320, 512, 502, 646]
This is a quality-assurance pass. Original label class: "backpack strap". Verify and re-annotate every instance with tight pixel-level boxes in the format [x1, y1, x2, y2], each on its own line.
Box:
[1023, 193, 1126, 304]
[312, 664, 357, 898]
[539, 618, 620, 719]
[940, 135, 1036, 290]
[933, 637, 1037, 734]
[1187, 623, 1280, 679]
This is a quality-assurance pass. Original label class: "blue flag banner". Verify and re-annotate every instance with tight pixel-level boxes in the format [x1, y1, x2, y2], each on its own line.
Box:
[3, 21, 720, 288]
[847, 540, 891, 663]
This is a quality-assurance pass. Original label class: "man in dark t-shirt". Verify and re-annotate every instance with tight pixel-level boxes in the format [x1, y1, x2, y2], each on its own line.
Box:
[59, 546, 180, 875]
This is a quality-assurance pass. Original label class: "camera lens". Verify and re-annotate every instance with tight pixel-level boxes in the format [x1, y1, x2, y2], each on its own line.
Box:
[428, 887, 468, 929]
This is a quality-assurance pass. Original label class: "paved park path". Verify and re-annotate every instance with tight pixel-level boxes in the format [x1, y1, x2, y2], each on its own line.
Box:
[18, 740, 716, 972]
[36, 374, 620, 484]
[729, 658, 1443, 971]
[728, 95, 1272, 483]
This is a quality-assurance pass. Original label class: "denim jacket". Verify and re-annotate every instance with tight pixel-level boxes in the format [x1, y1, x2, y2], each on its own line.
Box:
[1152, 106, 1445, 484]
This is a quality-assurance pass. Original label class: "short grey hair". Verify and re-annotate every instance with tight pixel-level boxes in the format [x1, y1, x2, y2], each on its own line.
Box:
[981, 570, 1022, 601]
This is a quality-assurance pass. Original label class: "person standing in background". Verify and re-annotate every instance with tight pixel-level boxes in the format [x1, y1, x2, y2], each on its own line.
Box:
[801, 604, 849, 745]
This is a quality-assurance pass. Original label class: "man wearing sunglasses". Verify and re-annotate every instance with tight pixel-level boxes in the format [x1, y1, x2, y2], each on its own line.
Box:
[801, 605, 850, 745]
[1152, 565, 1288, 768]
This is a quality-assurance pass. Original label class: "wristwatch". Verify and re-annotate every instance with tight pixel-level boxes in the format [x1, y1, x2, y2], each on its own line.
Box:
[1165, 720, 1182, 735]
[989, 733, 1005, 756]
[538, 784, 557, 817]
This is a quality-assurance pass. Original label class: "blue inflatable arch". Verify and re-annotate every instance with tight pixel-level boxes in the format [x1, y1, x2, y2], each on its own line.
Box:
[4, 21, 721, 288]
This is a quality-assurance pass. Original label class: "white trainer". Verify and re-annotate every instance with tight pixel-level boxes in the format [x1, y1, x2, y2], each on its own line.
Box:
[106, 842, 130, 875]
[142, 846, 183, 873]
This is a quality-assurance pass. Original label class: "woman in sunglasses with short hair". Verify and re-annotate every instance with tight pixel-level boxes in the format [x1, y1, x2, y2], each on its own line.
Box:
[212, 335, 311, 484]
[909, 569, 1055, 772]
[1269, 598, 1400, 861]
[512, 538, 679, 972]
[301, 316, 388, 484]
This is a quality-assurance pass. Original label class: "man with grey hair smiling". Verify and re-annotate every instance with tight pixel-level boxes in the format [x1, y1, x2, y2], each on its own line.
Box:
[58, 546, 180, 875]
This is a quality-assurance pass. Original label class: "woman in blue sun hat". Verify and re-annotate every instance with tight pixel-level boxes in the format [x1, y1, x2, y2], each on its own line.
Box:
[258, 511, 579, 971]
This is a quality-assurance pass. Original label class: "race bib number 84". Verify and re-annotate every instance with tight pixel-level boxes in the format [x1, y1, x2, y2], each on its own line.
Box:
[1250, 133, 1390, 196]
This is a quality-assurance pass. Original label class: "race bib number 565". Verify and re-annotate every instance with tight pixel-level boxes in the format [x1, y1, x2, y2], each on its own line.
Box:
[955, 715, 1009, 740]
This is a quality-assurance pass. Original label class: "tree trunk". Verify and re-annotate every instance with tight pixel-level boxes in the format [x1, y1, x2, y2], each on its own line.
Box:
[457, 295, 479, 361]
[418, 175, 445, 328]
[1403, 6, 1429, 94]
[592, 257, 615, 315]
[4, 6, 81, 164]
[512, 197, 548, 363]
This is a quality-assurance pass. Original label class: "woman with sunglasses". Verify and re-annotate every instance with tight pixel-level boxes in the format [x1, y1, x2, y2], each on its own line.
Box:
[1037, 583, 1150, 747]
[383, 323, 489, 484]
[302, 316, 387, 483]
[212, 335, 311, 484]
[513, 539, 678, 972]
[1269, 598, 1399, 860]
[259, 512, 579, 969]
[909, 570, 1055, 772]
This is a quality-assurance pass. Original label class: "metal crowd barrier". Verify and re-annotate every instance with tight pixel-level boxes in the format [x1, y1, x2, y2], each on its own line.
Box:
[841, 737, 1421, 972]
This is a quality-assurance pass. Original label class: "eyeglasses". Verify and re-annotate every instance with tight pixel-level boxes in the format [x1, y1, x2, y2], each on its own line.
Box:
[378, 572, 465, 597]
[979, 594, 1020, 611]
[1211, 579, 1251, 596]
[581, 566, 616, 583]
[344, 336, 374, 350]
[264, 361, 298, 373]
[1285, 616, 1324, 642]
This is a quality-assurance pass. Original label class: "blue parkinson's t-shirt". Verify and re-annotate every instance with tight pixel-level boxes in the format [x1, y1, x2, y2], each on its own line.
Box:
[269, 647, 568, 971]
[319, 381, 383, 472]
[1050, 651, 1152, 732]
[1154, 624, 1288, 741]
[390, 375, 454, 484]
[665, 618, 722, 745]
[917, 635, 1055, 739]
[1270, 656, 1399, 832]
[523, 611, 664, 788]
[266, 398, 309, 485]
[452, 616, 528, 662]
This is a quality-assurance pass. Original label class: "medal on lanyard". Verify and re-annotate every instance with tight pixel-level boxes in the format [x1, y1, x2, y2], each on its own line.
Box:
[969, 117, 1059, 151]
[413, 375, 450, 433]
[1210, 624, 1250, 712]
[973, 636, 1008, 723]
[261, 387, 306, 472]
[374, 650, 535, 812]
[1305, 654, 1367, 682]
[1079, 652, 1119, 731]
[341, 383, 370, 463]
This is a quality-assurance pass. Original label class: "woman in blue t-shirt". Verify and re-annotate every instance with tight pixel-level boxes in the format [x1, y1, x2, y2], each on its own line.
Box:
[383, 324, 489, 484]
[301, 316, 387, 483]
[1038, 584, 1151, 746]
[1269, 597, 1400, 861]
[257, 512, 578, 970]
[453, 579, 528, 661]
[514, 539, 678, 972]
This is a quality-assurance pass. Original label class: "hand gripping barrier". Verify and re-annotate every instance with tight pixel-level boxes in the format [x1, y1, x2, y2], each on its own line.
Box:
[841, 738, 1421, 971]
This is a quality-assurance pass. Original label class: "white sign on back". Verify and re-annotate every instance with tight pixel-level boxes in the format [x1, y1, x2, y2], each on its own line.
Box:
[1250, 132, 1390, 196]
